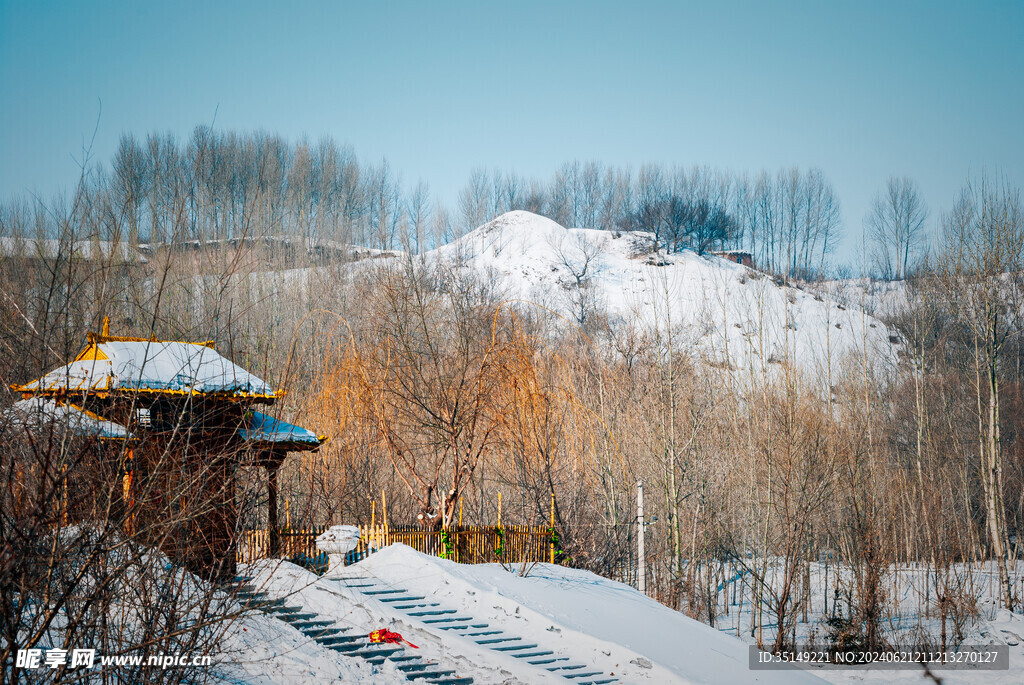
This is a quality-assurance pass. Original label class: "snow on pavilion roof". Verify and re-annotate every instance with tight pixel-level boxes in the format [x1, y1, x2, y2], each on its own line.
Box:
[12, 335, 275, 400]
[5, 397, 133, 439]
[238, 410, 325, 450]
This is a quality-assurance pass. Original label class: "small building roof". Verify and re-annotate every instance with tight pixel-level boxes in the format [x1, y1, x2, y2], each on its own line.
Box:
[13, 334, 275, 400]
[5, 397, 133, 439]
[239, 410, 325, 450]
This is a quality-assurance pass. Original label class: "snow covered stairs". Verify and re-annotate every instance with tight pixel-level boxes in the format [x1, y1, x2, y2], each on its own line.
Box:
[333, 575, 618, 685]
[228, 576, 473, 685]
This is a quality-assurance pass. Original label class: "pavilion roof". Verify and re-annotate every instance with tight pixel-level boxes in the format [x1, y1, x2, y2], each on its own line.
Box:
[239, 410, 325, 451]
[5, 397, 133, 440]
[12, 331, 276, 401]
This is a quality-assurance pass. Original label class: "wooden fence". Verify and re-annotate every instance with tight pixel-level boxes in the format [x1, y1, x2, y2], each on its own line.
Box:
[237, 524, 555, 571]
[239, 527, 329, 565]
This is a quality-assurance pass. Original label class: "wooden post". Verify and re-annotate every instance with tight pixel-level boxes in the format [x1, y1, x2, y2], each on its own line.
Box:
[638, 480, 646, 595]
[498, 492, 502, 527]
[61, 463, 68, 526]
[268, 463, 280, 557]
[123, 448, 135, 536]
[549, 491, 556, 565]
[457, 497, 463, 563]
[382, 490, 388, 533]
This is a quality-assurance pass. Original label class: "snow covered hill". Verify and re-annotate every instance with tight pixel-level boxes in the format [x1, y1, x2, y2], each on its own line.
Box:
[423, 211, 901, 380]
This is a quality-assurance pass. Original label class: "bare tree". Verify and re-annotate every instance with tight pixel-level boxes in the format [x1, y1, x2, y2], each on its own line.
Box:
[364, 159, 402, 251]
[552, 232, 606, 329]
[407, 180, 431, 254]
[935, 176, 1023, 610]
[867, 177, 928, 280]
[325, 262, 511, 531]
[459, 168, 493, 234]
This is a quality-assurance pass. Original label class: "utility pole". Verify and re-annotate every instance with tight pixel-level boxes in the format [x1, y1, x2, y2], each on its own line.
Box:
[637, 480, 646, 595]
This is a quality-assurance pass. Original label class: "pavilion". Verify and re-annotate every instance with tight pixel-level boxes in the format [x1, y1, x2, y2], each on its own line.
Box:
[8, 319, 325, 579]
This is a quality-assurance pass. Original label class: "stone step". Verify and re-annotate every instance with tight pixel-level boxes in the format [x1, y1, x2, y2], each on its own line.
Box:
[437, 623, 488, 630]
[563, 673, 603, 680]
[413, 670, 456, 680]
[396, 661, 433, 673]
[366, 652, 412, 666]
[388, 655, 420, 663]
[521, 654, 562, 663]
[302, 626, 346, 638]
[407, 609, 458, 617]
[296, 618, 339, 630]
[462, 630, 502, 637]
[278, 611, 319, 622]
[327, 640, 371, 652]
[475, 636, 521, 645]
[393, 602, 441, 609]
[272, 606, 309, 616]
[238, 593, 286, 602]
[379, 595, 426, 603]
[423, 678, 473, 685]
[345, 645, 403, 660]
[317, 634, 364, 646]
[578, 679, 618, 685]
[549, 664, 585, 672]
[299, 621, 342, 630]
[422, 616, 472, 624]
[361, 588, 405, 595]
[242, 597, 288, 610]
[493, 643, 538, 652]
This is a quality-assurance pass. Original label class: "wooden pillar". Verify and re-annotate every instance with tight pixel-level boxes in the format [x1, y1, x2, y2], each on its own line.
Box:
[268, 460, 281, 557]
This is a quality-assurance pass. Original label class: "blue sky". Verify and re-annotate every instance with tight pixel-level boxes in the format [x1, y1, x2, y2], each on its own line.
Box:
[1, 1, 1022, 263]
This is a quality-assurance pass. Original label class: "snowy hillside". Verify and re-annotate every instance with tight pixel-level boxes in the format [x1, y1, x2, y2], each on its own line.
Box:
[426, 211, 901, 380]
[239, 545, 822, 685]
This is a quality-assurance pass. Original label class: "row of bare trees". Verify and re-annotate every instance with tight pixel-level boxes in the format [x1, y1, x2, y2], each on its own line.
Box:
[23, 129, 950, 286]
[12, 128, 953, 289]
[458, 163, 842, 275]
[26, 131, 864, 275]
